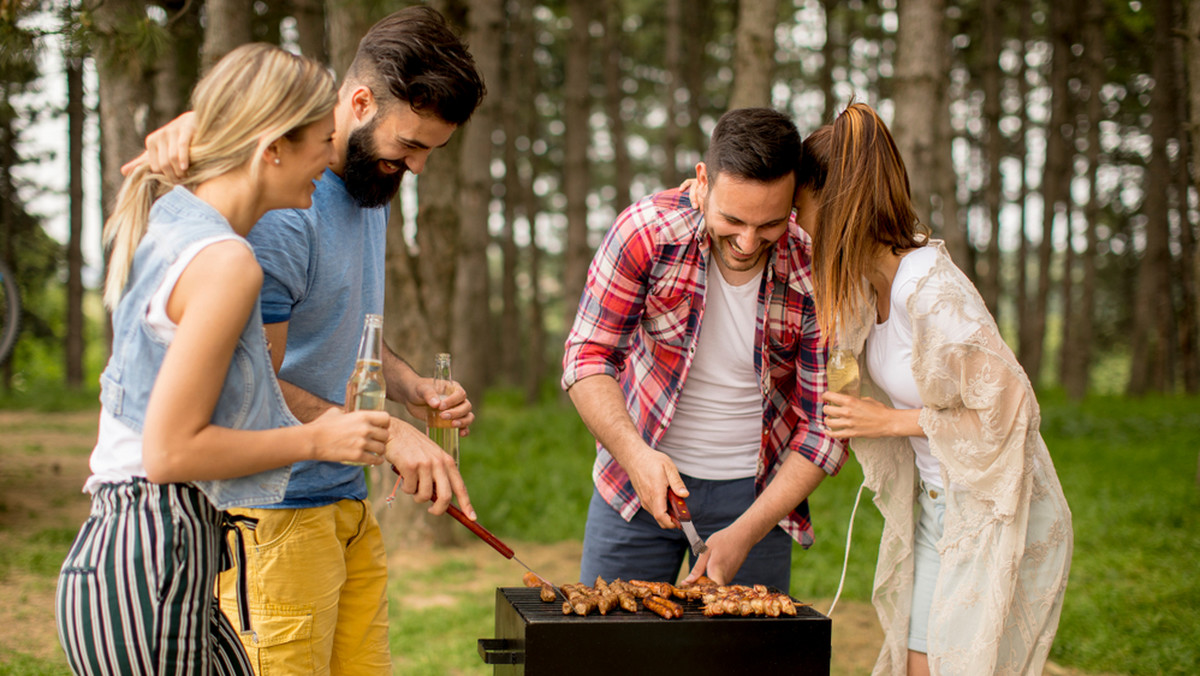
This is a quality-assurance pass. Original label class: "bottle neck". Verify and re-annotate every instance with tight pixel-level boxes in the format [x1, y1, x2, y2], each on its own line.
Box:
[357, 315, 384, 362]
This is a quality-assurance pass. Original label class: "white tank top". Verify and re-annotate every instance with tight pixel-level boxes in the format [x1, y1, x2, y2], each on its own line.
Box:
[656, 255, 762, 480]
[85, 236, 241, 494]
[865, 247, 945, 489]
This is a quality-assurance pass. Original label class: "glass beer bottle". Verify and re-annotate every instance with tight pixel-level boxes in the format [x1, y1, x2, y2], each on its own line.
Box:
[827, 347, 861, 397]
[343, 313, 386, 466]
[426, 352, 459, 466]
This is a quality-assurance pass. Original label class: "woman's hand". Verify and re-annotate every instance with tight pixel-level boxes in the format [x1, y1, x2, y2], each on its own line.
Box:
[306, 407, 390, 465]
[821, 391, 924, 439]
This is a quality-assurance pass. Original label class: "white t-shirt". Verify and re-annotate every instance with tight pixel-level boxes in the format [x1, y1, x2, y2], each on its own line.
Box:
[865, 246, 946, 490]
[656, 256, 762, 480]
[85, 236, 242, 493]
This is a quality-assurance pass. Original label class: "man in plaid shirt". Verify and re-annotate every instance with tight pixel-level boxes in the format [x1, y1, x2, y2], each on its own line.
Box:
[562, 108, 846, 592]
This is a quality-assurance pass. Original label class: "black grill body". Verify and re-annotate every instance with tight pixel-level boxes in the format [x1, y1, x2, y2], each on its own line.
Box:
[479, 587, 832, 675]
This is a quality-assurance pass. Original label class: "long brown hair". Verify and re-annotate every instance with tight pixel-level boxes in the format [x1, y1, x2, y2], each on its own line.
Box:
[807, 103, 928, 342]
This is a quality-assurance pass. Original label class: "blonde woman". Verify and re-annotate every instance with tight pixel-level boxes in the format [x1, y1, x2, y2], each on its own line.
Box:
[801, 103, 1072, 675]
[55, 44, 390, 675]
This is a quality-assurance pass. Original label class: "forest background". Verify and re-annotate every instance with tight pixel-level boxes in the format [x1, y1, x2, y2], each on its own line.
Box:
[0, 0, 1198, 674]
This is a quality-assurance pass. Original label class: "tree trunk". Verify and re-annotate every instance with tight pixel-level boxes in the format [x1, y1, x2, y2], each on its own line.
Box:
[820, 0, 842, 124]
[934, 30, 967, 271]
[662, 0, 683, 186]
[292, 0, 328, 63]
[1059, 203, 1077, 389]
[1015, 1, 1033, 376]
[1130, 0, 1178, 395]
[326, 0, 375, 77]
[1024, 0, 1073, 387]
[518, 0, 545, 403]
[453, 0, 503, 399]
[94, 1, 157, 219]
[979, 0, 1003, 317]
[155, 6, 201, 123]
[498, 2, 527, 387]
[562, 0, 592, 336]
[1065, 0, 1106, 401]
[603, 0, 632, 213]
[1174, 0, 1199, 394]
[893, 0, 943, 236]
[681, 0, 710, 163]
[201, 0, 253, 73]
[66, 55, 85, 388]
[728, 0, 776, 110]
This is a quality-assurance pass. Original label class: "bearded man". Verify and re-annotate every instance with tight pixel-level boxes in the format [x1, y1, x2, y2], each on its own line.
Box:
[562, 108, 846, 593]
[127, 7, 485, 674]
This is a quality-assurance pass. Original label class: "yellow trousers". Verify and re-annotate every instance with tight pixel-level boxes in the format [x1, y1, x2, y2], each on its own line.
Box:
[218, 499, 391, 676]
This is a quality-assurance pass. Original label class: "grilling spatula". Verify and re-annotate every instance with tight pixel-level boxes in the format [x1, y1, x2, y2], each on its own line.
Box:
[387, 469, 564, 600]
[667, 488, 709, 557]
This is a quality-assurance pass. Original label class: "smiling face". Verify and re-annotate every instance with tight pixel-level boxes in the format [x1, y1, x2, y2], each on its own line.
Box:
[337, 91, 458, 208]
[696, 164, 796, 285]
[267, 111, 336, 210]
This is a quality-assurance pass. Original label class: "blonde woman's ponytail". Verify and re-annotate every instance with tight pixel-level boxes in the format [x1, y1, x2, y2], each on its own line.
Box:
[101, 43, 336, 312]
[101, 165, 171, 311]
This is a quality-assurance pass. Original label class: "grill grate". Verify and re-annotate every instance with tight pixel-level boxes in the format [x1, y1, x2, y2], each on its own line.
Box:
[502, 586, 827, 623]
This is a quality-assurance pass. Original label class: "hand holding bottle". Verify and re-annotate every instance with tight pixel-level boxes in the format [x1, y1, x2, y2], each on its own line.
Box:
[403, 377, 474, 436]
[305, 407, 390, 465]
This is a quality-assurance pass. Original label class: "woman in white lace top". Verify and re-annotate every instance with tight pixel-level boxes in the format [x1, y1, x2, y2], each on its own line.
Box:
[799, 103, 1073, 676]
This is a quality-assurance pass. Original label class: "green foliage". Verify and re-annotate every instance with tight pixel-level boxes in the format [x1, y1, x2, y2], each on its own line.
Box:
[1, 287, 106, 402]
[458, 388, 595, 542]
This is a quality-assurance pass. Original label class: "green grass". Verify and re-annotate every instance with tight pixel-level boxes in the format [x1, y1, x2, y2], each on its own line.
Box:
[1037, 392, 1200, 674]
[3, 387, 1197, 674]
[0, 650, 70, 676]
[455, 388, 1200, 675]
[457, 388, 596, 542]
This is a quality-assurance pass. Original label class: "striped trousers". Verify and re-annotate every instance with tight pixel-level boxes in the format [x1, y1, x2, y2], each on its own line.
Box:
[56, 479, 254, 675]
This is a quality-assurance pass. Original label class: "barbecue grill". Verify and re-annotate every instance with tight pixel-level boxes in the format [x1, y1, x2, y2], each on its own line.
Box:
[479, 587, 832, 675]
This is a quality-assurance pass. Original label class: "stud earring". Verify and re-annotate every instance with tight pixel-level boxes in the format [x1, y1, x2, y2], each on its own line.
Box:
[274, 158, 281, 165]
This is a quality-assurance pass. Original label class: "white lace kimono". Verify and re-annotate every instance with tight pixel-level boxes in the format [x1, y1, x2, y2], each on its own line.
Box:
[844, 242, 1073, 675]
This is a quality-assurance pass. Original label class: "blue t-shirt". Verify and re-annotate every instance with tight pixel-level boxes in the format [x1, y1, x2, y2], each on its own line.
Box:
[246, 168, 388, 507]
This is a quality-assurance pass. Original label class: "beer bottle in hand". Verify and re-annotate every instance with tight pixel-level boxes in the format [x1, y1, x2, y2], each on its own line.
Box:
[426, 352, 459, 466]
[827, 348, 861, 397]
[343, 313, 386, 466]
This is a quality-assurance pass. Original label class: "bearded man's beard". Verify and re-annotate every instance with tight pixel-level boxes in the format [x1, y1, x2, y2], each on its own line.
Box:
[342, 119, 405, 209]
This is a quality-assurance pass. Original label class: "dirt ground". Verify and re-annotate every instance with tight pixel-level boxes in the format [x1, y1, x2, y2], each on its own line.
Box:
[0, 409, 1107, 675]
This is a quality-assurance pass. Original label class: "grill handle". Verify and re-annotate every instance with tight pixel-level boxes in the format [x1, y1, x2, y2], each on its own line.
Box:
[389, 465, 515, 558]
[445, 503, 515, 559]
[478, 638, 525, 664]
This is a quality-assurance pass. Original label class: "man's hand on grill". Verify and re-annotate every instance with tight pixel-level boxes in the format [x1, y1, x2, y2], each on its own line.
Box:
[682, 524, 754, 586]
[625, 447, 689, 530]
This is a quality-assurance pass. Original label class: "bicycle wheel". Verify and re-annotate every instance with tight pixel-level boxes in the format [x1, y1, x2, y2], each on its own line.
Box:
[0, 259, 20, 364]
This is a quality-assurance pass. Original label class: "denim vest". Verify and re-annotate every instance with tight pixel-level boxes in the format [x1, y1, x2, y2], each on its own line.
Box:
[99, 186, 295, 509]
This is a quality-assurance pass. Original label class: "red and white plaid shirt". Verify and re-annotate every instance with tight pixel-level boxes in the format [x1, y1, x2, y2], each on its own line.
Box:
[562, 188, 846, 546]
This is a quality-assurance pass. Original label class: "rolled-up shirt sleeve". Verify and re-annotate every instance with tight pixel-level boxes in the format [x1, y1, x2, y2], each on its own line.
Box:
[562, 204, 658, 390]
[788, 294, 848, 476]
[246, 211, 313, 325]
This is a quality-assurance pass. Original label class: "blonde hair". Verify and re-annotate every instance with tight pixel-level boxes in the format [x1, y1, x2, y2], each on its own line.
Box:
[103, 43, 337, 310]
[808, 103, 929, 342]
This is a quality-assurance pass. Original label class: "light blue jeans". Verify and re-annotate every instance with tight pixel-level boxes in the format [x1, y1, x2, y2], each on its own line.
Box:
[909, 482, 947, 653]
[579, 474, 794, 592]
